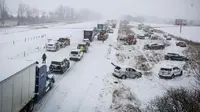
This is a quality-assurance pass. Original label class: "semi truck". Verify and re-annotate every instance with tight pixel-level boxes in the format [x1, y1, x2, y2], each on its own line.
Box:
[84, 30, 94, 42]
[0, 60, 55, 112]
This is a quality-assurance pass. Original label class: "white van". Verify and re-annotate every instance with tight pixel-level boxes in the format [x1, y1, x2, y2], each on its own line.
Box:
[46, 40, 60, 51]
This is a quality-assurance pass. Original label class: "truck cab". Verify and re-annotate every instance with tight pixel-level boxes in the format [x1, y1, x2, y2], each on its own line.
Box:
[35, 63, 55, 101]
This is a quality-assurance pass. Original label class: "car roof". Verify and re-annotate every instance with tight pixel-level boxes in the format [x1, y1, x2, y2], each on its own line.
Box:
[51, 57, 67, 62]
[71, 49, 81, 52]
[78, 43, 87, 45]
[158, 61, 185, 69]
[83, 39, 90, 41]
[48, 40, 58, 44]
[167, 53, 179, 55]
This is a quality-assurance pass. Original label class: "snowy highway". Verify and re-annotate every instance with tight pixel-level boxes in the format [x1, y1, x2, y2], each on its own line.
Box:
[33, 23, 119, 112]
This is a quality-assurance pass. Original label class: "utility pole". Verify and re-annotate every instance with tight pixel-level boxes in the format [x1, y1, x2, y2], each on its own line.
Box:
[180, 24, 182, 33]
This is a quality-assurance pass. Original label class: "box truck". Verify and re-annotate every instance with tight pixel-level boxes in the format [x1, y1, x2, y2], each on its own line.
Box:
[84, 30, 94, 42]
[0, 60, 55, 112]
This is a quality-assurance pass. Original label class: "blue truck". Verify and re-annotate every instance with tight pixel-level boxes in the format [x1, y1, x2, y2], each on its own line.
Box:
[0, 60, 55, 112]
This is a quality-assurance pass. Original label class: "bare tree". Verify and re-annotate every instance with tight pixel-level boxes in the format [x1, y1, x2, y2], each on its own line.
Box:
[17, 3, 26, 25]
[0, 0, 8, 25]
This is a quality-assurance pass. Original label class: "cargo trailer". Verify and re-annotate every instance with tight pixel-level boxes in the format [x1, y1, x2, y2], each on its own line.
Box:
[0, 60, 55, 112]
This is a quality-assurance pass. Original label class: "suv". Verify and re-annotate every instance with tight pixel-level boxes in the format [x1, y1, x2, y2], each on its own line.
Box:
[46, 40, 60, 52]
[83, 39, 90, 46]
[112, 66, 142, 79]
[159, 67, 183, 79]
[69, 49, 84, 61]
[176, 41, 187, 47]
[144, 43, 165, 50]
[77, 43, 88, 53]
[164, 53, 188, 61]
[49, 58, 70, 74]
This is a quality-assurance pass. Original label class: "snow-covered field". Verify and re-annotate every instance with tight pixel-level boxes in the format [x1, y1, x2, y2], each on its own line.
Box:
[95, 24, 196, 111]
[130, 21, 200, 42]
[157, 26, 200, 42]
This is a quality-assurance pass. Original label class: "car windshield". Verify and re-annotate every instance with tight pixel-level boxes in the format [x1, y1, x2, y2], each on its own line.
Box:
[115, 66, 121, 70]
[58, 38, 65, 42]
[51, 61, 61, 65]
[168, 53, 178, 56]
[78, 44, 85, 47]
[160, 68, 172, 71]
[71, 51, 78, 54]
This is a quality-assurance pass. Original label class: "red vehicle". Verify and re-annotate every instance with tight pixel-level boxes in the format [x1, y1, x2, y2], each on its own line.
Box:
[176, 41, 187, 47]
[125, 35, 137, 45]
[58, 37, 70, 48]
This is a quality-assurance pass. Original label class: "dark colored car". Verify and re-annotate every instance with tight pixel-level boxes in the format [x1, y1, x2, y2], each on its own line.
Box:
[176, 41, 187, 47]
[144, 43, 165, 50]
[49, 58, 70, 74]
[77, 43, 89, 53]
[57, 37, 70, 47]
[164, 53, 188, 61]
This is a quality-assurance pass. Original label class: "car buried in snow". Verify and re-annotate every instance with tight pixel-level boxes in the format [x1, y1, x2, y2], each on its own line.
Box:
[164, 53, 188, 61]
[49, 58, 70, 74]
[144, 43, 165, 50]
[158, 66, 183, 79]
[112, 65, 142, 79]
[69, 49, 84, 61]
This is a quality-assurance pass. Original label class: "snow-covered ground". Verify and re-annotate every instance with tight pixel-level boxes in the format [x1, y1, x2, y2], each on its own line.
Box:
[95, 25, 196, 111]
[143, 22, 175, 28]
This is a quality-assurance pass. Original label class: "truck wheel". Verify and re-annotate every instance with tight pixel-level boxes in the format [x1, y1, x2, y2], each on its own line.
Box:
[28, 100, 34, 112]
[172, 74, 175, 79]
[121, 75, 127, 79]
[50, 81, 54, 89]
[179, 71, 183, 76]
[61, 69, 64, 74]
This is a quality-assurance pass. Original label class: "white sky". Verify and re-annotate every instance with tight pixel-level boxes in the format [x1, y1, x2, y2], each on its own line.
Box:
[6, 0, 200, 20]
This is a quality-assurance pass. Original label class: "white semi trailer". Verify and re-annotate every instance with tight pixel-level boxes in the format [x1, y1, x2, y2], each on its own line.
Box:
[0, 60, 36, 112]
[0, 60, 55, 112]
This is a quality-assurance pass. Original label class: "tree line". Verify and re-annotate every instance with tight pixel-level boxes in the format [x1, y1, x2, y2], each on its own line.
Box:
[0, 0, 102, 26]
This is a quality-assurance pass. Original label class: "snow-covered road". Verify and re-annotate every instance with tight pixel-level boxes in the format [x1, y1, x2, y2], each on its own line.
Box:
[32, 22, 119, 112]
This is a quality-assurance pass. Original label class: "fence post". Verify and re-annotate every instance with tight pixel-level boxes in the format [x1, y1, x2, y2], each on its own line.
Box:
[13, 41, 15, 45]
[24, 51, 26, 57]
[25, 38, 26, 42]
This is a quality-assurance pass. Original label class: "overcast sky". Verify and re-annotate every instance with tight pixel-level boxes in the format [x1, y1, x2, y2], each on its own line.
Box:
[6, 0, 200, 20]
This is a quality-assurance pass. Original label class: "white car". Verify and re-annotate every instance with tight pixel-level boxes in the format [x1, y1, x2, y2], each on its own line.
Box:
[69, 49, 84, 61]
[83, 39, 90, 46]
[46, 40, 60, 51]
[158, 66, 183, 79]
[112, 65, 142, 79]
